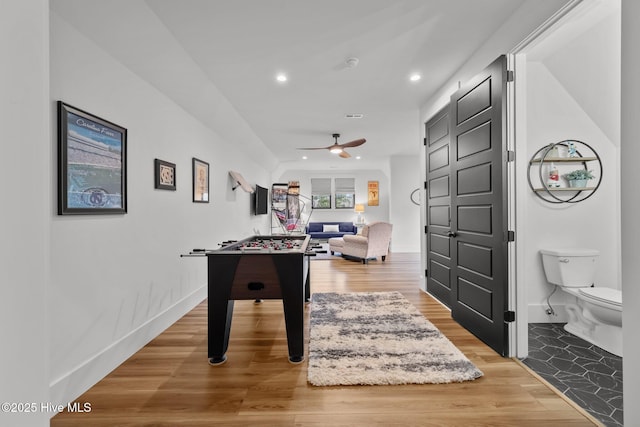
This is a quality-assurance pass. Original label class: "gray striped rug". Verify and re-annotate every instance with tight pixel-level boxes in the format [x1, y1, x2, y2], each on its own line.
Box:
[308, 291, 483, 386]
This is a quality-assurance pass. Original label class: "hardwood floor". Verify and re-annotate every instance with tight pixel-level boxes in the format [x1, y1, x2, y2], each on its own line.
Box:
[51, 252, 600, 426]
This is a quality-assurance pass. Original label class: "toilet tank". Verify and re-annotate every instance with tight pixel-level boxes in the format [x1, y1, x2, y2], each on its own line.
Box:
[540, 248, 599, 288]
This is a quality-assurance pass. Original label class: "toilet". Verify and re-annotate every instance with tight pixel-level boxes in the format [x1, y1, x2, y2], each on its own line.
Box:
[540, 248, 623, 357]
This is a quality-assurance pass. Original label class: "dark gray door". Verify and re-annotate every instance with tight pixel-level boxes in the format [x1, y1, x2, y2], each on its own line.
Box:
[449, 55, 509, 356]
[425, 106, 453, 307]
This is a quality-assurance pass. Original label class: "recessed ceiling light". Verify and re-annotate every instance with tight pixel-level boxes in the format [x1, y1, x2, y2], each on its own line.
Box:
[345, 57, 359, 68]
[302, 156, 308, 160]
[345, 113, 364, 119]
[410, 73, 421, 82]
[276, 73, 288, 82]
[356, 156, 361, 160]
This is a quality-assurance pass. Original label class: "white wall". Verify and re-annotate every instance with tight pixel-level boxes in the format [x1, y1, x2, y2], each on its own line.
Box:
[276, 158, 422, 253]
[389, 155, 421, 253]
[621, 1, 640, 424]
[275, 169, 390, 225]
[511, 0, 622, 326]
[48, 12, 271, 407]
[0, 1, 50, 426]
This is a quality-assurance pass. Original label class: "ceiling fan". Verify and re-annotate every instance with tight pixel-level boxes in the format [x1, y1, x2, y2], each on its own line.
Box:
[298, 133, 366, 158]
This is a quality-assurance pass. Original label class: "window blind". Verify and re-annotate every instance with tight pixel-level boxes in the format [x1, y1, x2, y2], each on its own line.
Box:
[311, 178, 331, 195]
[334, 178, 355, 194]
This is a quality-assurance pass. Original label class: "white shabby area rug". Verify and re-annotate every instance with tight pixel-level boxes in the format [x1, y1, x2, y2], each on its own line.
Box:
[308, 291, 483, 386]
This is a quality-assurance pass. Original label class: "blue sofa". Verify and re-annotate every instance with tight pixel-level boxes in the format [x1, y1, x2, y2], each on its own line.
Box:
[305, 222, 357, 240]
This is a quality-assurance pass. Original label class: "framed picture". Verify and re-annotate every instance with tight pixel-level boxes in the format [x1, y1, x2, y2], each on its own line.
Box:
[368, 181, 379, 206]
[154, 159, 176, 191]
[57, 101, 127, 215]
[192, 157, 209, 203]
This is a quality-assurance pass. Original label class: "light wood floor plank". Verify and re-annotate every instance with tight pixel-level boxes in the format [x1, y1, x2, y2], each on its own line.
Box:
[51, 252, 600, 426]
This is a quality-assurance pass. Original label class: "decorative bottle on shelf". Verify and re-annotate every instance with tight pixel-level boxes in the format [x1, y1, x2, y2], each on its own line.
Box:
[547, 163, 560, 188]
[567, 141, 577, 157]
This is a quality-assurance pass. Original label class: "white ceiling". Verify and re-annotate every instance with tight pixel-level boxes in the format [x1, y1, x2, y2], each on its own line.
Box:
[51, 0, 565, 171]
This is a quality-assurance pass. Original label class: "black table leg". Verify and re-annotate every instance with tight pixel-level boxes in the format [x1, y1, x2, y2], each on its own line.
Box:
[208, 255, 239, 365]
[274, 256, 305, 363]
[208, 300, 234, 365]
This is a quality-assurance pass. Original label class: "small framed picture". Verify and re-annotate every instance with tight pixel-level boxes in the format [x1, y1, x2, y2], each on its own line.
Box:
[154, 159, 176, 191]
[192, 157, 209, 203]
[57, 101, 127, 215]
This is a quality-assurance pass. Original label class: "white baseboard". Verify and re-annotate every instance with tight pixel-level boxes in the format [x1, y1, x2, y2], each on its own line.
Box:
[49, 285, 206, 415]
[389, 245, 420, 253]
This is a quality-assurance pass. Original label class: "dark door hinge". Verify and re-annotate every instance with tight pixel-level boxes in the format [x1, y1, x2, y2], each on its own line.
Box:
[424, 137, 427, 146]
[424, 225, 428, 234]
[507, 150, 515, 162]
[424, 181, 428, 190]
[506, 70, 514, 82]
[507, 230, 515, 242]
[504, 311, 516, 322]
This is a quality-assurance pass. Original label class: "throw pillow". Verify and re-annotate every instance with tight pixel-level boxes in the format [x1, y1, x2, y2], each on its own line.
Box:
[323, 224, 340, 233]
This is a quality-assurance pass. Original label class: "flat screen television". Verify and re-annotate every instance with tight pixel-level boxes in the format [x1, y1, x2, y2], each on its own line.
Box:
[254, 185, 269, 215]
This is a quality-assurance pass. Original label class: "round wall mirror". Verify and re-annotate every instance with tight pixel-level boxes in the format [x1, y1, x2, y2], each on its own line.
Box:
[410, 188, 421, 206]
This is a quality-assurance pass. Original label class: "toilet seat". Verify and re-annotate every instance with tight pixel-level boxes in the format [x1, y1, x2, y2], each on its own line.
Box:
[579, 287, 622, 308]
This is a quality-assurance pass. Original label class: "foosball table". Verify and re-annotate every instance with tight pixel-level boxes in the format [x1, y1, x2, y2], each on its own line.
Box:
[189, 235, 312, 365]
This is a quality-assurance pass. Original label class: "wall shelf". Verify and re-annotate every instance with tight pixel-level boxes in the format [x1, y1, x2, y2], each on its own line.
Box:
[528, 140, 602, 204]
[529, 157, 598, 163]
[533, 187, 597, 192]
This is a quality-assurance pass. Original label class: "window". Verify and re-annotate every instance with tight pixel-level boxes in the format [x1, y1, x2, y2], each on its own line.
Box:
[311, 178, 331, 209]
[335, 178, 355, 209]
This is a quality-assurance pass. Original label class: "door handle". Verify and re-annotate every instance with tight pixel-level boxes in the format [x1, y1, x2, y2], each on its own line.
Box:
[446, 231, 457, 238]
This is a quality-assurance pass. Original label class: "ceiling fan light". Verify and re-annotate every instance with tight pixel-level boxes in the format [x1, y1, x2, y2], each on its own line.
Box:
[330, 146, 343, 154]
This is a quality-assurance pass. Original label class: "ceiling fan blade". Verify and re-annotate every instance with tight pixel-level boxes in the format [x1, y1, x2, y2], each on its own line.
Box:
[297, 146, 333, 150]
[339, 150, 351, 158]
[339, 138, 366, 148]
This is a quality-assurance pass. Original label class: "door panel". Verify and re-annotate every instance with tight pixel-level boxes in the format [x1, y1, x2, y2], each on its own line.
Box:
[430, 233, 450, 257]
[428, 113, 449, 142]
[429, 145, 450, 171]
[457, 121, 492, 159]
[457, 242, 493, 277]
[457, 277, 493, 318]
[457, 163, 492, 194]
[429, 260, 450, 288]
[458, 205, 492, 234]
[456, 78, 492, 123]
[429, 176, 449, 198]
[429, 206, 450, 226]
[449, 55, 509, 356]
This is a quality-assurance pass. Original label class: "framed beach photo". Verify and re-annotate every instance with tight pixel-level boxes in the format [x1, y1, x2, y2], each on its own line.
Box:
[192, 157, 209, 203]
[154, 159, 176, 191]
[57, 101, 127, 215]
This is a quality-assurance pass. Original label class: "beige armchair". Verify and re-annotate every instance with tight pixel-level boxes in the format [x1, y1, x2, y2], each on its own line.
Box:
[342, 222, 393, 264]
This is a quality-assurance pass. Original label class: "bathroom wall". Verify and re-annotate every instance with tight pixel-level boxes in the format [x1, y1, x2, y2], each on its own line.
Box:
[621, 1, 640, 422]
[521, 5, 621, 322]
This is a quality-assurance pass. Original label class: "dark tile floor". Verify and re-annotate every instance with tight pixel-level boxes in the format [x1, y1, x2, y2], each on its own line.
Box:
[522, 323, 623, 427]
